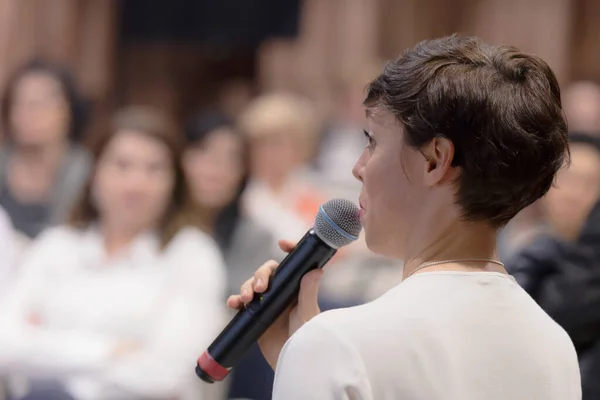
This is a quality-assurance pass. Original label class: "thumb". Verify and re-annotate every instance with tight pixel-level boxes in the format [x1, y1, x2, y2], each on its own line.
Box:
[297, 269, 323, 322]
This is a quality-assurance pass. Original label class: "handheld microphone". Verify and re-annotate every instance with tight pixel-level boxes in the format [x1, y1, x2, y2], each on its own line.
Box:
[195, 198, 362, 383]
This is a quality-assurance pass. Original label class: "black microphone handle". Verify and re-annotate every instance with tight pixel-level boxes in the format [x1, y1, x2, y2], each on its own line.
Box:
[196, 229, 337, 383]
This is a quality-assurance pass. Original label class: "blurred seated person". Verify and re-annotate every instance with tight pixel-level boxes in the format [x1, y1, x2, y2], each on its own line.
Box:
[0, 59, 91, 240]
[183, 109, 277, 400]
[542, 133, 600, 241]
[0, 106, 227, 400]
[508, 133, 600, 398]
[182, 110, 274, 298]
[238, 93, 327, 244]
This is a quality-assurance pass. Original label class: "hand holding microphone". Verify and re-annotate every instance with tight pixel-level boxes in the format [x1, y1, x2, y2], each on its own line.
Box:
[196, 199, 362, 383]
[226, 239, 324, 369]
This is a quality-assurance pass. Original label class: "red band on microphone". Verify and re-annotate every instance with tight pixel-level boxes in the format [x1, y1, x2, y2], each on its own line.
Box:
[197, 350, 230, 381]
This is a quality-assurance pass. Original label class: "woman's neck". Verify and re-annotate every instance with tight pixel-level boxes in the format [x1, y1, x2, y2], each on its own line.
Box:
[8, 140, 70, 201]
[263, 174, 288, 194]
[402, 220, 501, 279]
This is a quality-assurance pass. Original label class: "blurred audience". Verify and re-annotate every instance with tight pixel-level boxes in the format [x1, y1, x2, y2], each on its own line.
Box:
[0, 106, 226, 400]
[238, 93, 326, 244]
[0, 60, 91, 242]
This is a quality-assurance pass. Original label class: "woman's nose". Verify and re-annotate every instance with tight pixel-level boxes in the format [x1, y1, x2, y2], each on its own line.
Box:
[352, 150, 367, 183]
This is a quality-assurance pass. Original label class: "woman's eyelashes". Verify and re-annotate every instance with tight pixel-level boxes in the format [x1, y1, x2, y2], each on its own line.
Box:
[363, 130, 376, 151]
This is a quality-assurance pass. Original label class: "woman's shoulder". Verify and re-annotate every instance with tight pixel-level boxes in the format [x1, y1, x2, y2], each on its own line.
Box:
[166, 227, 223, 260]
[34, 225, 86, 246]
[170, 226, 219, 246]
[24, 226, 94, 261]
[164, 227, 227, 286]
[18, 226, 90, 274]
[0, 206, 12, 230]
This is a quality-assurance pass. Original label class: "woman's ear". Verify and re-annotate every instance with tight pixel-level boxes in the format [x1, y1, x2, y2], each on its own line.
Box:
[423, 137, 455, 185]
[426, 157, 437, 173]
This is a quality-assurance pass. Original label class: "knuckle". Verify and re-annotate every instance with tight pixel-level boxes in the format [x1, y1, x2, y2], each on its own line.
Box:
[241, 279, 253, 292]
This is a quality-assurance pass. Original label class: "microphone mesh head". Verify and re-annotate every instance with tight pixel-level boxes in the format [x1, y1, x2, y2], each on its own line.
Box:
[314, 198, 363, 249]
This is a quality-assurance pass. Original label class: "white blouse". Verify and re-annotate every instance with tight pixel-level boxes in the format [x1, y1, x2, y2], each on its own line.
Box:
[0, 206, 15, 293]
[272, 272, 581, 400]
[0, 225, 227, 399]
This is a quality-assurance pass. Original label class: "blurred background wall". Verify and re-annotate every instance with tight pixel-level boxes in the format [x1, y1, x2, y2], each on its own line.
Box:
[0, 0, 598, 135]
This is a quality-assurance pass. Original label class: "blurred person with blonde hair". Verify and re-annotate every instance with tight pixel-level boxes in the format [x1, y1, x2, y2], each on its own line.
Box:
[239, 92, 326, 243]
[0, 106, 226, 400]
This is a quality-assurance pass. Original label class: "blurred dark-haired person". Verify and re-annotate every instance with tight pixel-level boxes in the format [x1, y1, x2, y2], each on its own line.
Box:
[0, 106, 226, 400]
[183, 110, 274, 294]
[509, 133, 600, 398]
[0, 59, 91, 241]
[182, 109, 277, 400]
[227, 36, 581, 399]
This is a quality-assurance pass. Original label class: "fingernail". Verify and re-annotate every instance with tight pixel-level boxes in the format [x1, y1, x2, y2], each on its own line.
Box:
[255, 278, 263, 290]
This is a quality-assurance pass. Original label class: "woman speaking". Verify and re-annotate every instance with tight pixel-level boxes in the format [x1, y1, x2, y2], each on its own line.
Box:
[228, 35, 581, 399]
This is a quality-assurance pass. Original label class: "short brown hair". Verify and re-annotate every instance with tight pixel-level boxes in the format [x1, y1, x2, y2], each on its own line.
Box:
[69, 106, 198, 247]
[365, 35, 569, 227]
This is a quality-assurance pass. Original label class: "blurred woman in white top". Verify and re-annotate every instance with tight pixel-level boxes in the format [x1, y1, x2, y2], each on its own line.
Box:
[0, 106, 227, 400]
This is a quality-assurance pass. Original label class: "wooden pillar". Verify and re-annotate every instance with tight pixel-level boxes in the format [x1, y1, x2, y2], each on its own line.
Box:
[258, 0, 380, 117]
[468, 0, 572, 84]
[0, 0, 19, 86]
[34, 0, 81, 64]
[570, 0, 600, 81]
[378, 0, 474, 60]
